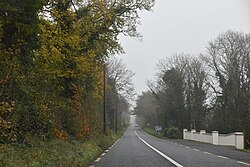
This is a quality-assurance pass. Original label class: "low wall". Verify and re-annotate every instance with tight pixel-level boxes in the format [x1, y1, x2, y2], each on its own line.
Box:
[185, 132, 191, 140]
[202, 133, 213, 144]
[192, 132, 201, 142]
[219, 133, 235, 146]
[183, 129, 244, 149]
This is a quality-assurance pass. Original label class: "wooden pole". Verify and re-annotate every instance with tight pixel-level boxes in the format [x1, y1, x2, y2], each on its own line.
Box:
[115, 94, 118, 133]
[103, 64, 106, 134]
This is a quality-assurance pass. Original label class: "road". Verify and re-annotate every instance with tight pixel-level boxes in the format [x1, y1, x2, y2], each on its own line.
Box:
[91, 118, 250, 167]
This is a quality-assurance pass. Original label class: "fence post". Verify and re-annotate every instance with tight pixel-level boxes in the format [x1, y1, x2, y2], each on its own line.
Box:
[235, 132, 244, 149]
[183, 129, 187, 139]
[212, 131, 219, 145]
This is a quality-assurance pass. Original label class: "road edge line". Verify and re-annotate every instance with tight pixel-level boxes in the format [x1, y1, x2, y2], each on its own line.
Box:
[112, 127, 129, 147]
[237, 161, 250, 166]
[135, 131, 183, 167]
[90, 127, 129, 167]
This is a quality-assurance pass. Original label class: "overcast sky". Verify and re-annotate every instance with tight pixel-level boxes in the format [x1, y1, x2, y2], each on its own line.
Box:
[119, 0, 250, 95]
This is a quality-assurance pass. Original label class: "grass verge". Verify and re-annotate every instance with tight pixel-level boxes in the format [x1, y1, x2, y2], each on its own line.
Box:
[0, 129, 126, 167]
[143, 127, 165, 139]
[242, 149, 250, 153]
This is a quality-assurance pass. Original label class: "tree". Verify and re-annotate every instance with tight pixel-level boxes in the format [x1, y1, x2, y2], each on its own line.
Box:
[107, 58, 135, 99]
[107, 58, 135, 132]
[134, 30, 250, 148]
[134, 91, 158, 127]
[186, 57, 209, 130]
[0, 0, 155, 143]
[0, 0, 53, 143]
[144, 54, 209, 131]
[204, 30, 250, 134]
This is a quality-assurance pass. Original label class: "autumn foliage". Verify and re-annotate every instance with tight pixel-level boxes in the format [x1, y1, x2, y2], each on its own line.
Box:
[0, 0, 154, 143]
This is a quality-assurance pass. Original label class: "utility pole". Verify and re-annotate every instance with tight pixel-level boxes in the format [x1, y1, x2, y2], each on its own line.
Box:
[115, 94, 118, 133]
[103, 64, 107, 134]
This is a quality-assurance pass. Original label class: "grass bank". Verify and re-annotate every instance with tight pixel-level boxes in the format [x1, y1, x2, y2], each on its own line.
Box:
[0, 129, 126, 167]
[242, 149, 250, 153]
[143, 127, 165, 139]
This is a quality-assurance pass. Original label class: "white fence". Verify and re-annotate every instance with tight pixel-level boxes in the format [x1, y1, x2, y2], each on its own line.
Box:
[183, 129, 244, 149]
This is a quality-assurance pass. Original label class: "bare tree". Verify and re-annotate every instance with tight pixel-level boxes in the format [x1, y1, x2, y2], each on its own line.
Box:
[106, 57, 135, 132]
[134, 91, 158, 127]
[107, 58, 135, 100]
[145, 54, 209, 130]
[186, 57, 209, 130]
[204, 30, 250, 135]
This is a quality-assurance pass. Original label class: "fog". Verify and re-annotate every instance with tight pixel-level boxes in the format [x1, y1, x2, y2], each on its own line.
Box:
[119, 0, 250, 95]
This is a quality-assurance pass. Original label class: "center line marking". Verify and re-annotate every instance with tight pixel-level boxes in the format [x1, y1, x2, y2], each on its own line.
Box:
[203, 151, 212, 155]
[237, 161, 250, 166]
[193, 149, 200, 152]
[135, 131, 183, 167]
[216, 155, 228, 159]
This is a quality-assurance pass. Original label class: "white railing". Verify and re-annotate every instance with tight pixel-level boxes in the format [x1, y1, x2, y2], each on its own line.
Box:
[183, 129, 244, 149]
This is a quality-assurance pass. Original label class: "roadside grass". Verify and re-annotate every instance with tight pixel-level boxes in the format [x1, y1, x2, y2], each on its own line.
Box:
[0, 128, 126, 167]
[242, 149, 250, 153]
[143, 127, 165, 139]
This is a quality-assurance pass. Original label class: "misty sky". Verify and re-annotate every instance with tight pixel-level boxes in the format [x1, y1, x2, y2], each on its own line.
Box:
[118, 0, 250, 95]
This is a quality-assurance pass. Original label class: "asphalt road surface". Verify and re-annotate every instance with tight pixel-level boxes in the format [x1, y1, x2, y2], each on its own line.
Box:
[91, 118, 250, 167]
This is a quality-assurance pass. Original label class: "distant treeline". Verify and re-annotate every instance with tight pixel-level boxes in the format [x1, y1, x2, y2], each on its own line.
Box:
[135, 30, 250, 147]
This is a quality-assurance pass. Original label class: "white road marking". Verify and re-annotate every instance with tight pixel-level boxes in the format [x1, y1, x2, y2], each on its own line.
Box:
[203, 151, 212, 155]
[237, 161, 250, 166]
[135, 131, 183, 167]
[193, 148, 200, 152]
[89, 165, 94, 167]
[113, 138, 120, 146]
[185, 146, 190, 149]
[216, 155, 228, 159]
[92, 128, 129, 166]
[95, 158, 101, 162]
[179, 145, 184, 147]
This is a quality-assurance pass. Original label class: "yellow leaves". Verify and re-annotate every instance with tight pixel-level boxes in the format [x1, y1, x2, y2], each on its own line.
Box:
[0, 119, 12, 129]
[54, 127, 69, 140]
[88, 50, 97, 58]
[40, 104, 48, 111]
[39, 17, 83, 79]
[0, 101, 16, 142]
[78, 125, 91, 139]
[75, 56, 92, 73]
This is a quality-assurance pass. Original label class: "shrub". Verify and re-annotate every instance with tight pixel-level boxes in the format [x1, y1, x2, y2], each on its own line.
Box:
[163, 127, 182, 139]
[0, 101, 18, 144]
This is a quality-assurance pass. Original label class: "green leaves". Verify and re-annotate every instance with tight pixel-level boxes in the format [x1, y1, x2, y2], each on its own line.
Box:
[0, 0, 154, 142]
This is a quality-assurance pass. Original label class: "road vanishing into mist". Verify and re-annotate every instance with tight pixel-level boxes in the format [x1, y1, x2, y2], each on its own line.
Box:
[90, 117, 250, 167]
